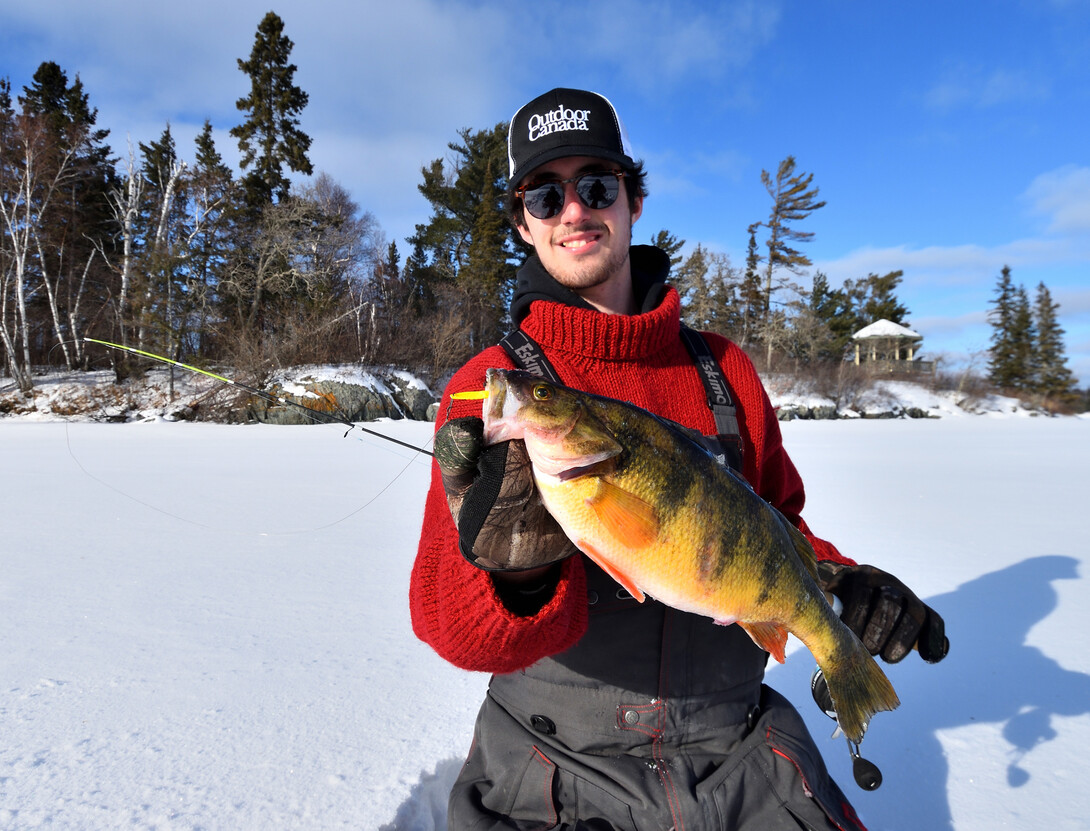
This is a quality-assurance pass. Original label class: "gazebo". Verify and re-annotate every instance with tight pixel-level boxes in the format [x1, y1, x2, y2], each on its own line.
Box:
[852, 319, 932, 373]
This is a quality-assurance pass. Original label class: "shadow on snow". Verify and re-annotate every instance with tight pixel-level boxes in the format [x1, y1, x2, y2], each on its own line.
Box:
[772, 554, 1088, 830]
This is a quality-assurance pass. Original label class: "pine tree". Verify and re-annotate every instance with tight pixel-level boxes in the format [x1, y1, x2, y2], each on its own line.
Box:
[463, 151, 513, 347]
[1032, 282, 1078, 405]
[672, 244, 710, 328]
[408, 123, 518, 356]
[755, 158, 824, 367]
[987, 266, 1020, 388]
[808, 272, 855, 360]
[758, 156, 825, 314]
[187, 121, 237, 355]
[650, 230, 685, 269]
[135, 123, 189, 356]
[704, 251, 742, 338]
[231, 12, 313, 208]
[1009, 284, 1038, 392]
[15, 62, 117, 370]
[858, 271, 910, 325]
[738, 223, 764, 348]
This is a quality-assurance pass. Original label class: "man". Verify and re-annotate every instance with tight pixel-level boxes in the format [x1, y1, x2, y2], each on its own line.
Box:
[411, 88, 947, 830]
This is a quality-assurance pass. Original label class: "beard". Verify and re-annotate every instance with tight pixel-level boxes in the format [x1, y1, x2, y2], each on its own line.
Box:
[546, 221, 632, 291]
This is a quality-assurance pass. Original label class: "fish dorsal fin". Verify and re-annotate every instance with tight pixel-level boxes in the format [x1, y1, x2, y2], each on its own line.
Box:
[576, 540, 646, 603]
[780, 514, 818, 581]
[738, 621, 789, 664]
[587, 480, 659, 549]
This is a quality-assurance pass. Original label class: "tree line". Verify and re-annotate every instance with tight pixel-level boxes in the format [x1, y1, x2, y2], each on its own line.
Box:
[2, 12, 1082, 408]
[987, 266, 1080, 408]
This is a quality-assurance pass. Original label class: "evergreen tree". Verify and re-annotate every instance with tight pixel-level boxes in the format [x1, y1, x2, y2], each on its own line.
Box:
[383, 241, 401, 281]
[704, 251, 742, 337]
[1032, 282, 1078, 404]
[987, 265, 1020, 388]
[462, 151, 514, 346]
[738, 223, 763, 348]
[754, 157, 824, 367]
[187, 121, 237, 355]
[1009, 284, 1038, 391]
[231, 12, 313, 207]
[15, 62, 117, 368]
[672, 244, 711, 328]
[758, 156, 825, 314]
[408, 123, 519, 354]
[136, 123, 189, 354]
[650, 229, 685, 269]
[857, 270, 910, 325]
[808, 271, 855, 359]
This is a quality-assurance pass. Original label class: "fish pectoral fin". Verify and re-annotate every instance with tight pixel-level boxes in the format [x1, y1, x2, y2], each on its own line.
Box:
[587, 481, 659, 549]
[738, 621, 789, 664]
[576, 539, 647, 603]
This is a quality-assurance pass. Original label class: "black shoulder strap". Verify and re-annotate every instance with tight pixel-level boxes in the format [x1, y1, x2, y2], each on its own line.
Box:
[678, 326, 745, 472]
[500, 326, 744, 472]
[678, 326, 739, 435]
[499, 330, 563, 383]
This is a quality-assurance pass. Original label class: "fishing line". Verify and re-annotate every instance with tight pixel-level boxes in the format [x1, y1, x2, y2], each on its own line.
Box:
[61, 417, 432, 537]
[48, 340, 435, 536]
[83, 337, 434, 457]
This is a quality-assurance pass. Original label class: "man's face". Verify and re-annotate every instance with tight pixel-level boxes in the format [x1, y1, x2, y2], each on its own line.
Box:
[515, 155, 643, 294]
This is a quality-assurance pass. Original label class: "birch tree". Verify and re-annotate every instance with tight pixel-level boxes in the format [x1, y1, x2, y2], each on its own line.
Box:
[0, 106, 82, 390]
[19, 62, 117, 370]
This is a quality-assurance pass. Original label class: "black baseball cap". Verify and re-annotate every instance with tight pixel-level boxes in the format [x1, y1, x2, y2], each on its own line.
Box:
[507, 88, 636, 189]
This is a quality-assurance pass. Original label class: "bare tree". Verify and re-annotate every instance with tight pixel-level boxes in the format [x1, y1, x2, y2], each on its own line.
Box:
[103, 140, 144, 351]
[0, 111, 82, 390]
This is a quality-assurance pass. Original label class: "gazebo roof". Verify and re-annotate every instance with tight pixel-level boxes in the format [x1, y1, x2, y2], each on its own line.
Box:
[852, 319, 922, 341]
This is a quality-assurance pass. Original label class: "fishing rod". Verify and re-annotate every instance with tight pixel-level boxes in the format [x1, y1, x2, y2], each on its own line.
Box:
[83, 337, 434, 457]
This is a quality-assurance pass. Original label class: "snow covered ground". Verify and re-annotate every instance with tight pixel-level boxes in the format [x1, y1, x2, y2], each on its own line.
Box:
[2, 410, 1089, 829]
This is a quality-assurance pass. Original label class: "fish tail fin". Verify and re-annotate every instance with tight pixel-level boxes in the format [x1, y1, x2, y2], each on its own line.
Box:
[738, 621, 789, 664]
[821, 640, 901, 744]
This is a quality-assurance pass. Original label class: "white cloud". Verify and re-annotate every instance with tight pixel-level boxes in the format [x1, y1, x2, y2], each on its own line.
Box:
[1024, 165, 1090, 234]
[814, 236, 1088, 288]
[924, 65, 1050, 112]
[526, 0, 780, 94]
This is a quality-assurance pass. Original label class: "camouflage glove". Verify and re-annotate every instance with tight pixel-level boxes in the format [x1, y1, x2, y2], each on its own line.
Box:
[433, 416, 578, 571]
[819, 561, 949, 664]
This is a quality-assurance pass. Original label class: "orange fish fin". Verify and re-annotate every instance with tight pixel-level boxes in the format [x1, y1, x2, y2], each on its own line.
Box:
[739, 621, 789, 664]
[576, 540, 647, 603]
[587, 481, 659, 549]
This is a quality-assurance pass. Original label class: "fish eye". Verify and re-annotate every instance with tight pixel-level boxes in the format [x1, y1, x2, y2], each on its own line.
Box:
[532, 384, 552, 401]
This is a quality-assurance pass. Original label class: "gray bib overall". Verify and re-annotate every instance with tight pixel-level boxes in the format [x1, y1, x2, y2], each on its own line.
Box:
[446, 331, 865, 831]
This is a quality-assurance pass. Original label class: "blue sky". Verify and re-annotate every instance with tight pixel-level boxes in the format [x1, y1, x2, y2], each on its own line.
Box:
[3, 0, 1089, 384]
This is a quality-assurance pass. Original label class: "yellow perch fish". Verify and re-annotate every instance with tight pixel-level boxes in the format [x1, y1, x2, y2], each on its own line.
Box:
[481, 368, 899, 743]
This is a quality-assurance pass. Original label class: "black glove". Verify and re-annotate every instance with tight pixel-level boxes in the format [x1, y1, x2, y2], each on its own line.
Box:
[819, 561, 949, 664]
[433, 417, 578, 572]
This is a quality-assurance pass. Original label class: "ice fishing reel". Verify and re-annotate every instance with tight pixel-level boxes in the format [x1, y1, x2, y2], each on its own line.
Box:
[810, 666, 884, 790]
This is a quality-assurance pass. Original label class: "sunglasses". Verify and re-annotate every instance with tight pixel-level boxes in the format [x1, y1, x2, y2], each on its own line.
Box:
[515, 171, 627, 220]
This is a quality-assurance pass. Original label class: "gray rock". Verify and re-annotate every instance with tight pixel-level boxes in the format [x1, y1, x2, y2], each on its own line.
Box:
[249, 373, 437, 425]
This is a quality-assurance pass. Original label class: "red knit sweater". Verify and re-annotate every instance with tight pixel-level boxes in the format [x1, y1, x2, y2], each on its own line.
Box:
[409, 286, 853, 674]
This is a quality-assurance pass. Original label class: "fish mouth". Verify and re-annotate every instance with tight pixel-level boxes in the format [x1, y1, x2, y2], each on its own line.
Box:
[482, 369, 518, 444]
[481, 368, 576, 448]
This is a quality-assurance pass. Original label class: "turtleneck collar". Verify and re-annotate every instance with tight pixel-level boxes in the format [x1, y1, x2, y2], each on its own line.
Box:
[511, 245, 681, 361]
[510, 244, 671, 324]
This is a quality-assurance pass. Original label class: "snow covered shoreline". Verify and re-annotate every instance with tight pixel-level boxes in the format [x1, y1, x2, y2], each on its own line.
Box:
[0, 366, 1061, 425]
[2, 415, 1088, 829]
